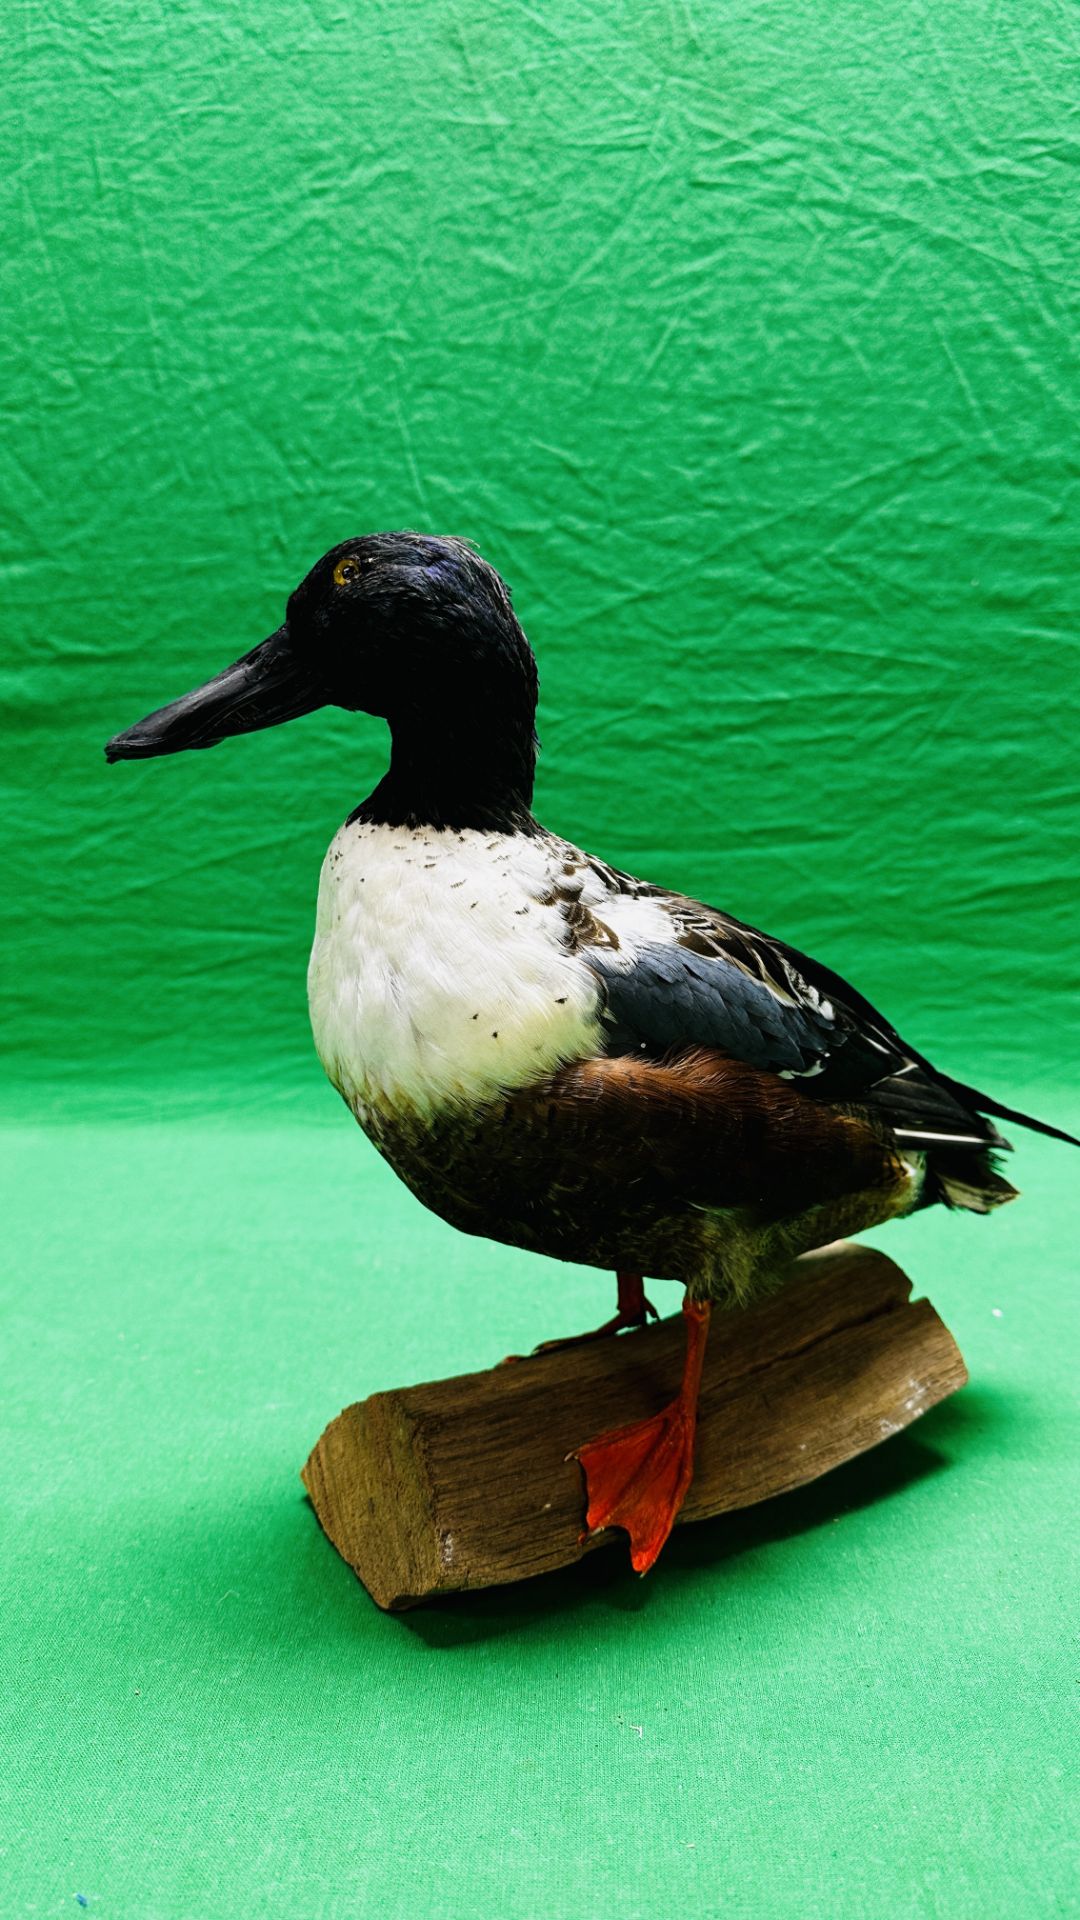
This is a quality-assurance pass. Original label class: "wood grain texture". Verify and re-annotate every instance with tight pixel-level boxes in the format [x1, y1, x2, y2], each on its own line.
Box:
[301, 1242, 967, 1610]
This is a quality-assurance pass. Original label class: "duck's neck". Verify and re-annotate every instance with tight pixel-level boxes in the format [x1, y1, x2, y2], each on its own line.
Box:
[351, 702, 540, 836]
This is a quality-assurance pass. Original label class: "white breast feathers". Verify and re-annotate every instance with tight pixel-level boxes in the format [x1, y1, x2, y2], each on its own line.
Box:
[308, 822, 671, 1122]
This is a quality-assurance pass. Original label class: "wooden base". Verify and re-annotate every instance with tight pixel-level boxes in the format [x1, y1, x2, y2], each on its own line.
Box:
[301, 1242, 967, 1611]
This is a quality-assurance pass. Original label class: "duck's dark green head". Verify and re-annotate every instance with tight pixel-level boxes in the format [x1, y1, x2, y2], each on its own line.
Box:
[105, 530, 538, 771]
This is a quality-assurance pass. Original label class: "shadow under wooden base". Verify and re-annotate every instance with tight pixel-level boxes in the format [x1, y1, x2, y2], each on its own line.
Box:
[302, 1241, 967, 1611]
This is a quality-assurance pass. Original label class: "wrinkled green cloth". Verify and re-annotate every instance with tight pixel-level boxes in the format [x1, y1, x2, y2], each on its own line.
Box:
[3, 0, 1078, 1912]
[3, 1110, 1077, 1918]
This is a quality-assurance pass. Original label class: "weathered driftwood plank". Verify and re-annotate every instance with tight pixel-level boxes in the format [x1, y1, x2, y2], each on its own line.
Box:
[302, 1241, 966, 1610]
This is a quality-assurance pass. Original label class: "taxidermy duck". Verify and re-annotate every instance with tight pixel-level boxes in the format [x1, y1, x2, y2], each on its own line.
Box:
[106, 533, 1077, 1573]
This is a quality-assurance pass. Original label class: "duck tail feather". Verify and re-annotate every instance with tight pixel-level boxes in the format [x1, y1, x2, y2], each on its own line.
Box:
[936, 1077, 1079, 1149]
[923, 1145, 1019, 1213]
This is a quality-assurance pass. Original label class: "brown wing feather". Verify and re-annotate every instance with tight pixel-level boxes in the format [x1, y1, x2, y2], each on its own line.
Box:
[504, 1046, 906, 1220]
[365, 1044, 915, 1300]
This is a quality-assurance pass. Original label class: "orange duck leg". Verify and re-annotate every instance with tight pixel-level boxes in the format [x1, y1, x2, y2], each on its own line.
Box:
[574, 1293, 711, 1573]
[531, 1270, 660, 1353]
[502, 1271, 659, 1365]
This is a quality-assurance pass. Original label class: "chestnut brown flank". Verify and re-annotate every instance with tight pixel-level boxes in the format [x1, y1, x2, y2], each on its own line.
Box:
[365, 1045, 914, 1309]
[512, 1047, 904, 1219]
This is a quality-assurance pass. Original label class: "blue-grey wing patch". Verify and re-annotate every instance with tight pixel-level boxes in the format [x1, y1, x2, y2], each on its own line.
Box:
[551, 849, 1012, 1144]
[585, 939, 891, 1088]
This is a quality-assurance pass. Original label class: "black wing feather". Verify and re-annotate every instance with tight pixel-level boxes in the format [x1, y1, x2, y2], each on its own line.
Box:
[574, 867, 1069, 1151]
[560, 852, 1076, 1151]
[593, 938, 899, 1093]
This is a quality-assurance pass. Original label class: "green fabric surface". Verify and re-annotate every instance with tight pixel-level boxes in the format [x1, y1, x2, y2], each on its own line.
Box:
[2, 1107, 1078, 1919]
[3, 0, 1078, 1913]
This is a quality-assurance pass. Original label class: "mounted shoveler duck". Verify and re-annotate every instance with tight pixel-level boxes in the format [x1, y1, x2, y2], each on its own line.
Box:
[106, 533, 1078, 1574]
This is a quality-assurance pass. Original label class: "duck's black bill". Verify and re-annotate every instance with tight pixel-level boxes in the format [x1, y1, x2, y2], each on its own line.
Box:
[105, 625, 323, 762]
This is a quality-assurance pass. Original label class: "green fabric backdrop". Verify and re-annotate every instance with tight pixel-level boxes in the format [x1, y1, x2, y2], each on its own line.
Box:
[2, 2, 1076, 1916]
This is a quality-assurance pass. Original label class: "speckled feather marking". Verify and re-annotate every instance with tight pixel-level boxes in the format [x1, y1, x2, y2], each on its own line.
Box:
[307, 822, 673, 1121]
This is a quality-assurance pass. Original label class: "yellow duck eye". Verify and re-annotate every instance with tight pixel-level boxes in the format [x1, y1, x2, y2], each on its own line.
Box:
[333, 556, 363, 587]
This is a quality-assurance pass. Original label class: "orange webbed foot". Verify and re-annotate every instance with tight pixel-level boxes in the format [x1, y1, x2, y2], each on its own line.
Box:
[572, 1294, 711, 1574]
[574, 1400, 697, 1572]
